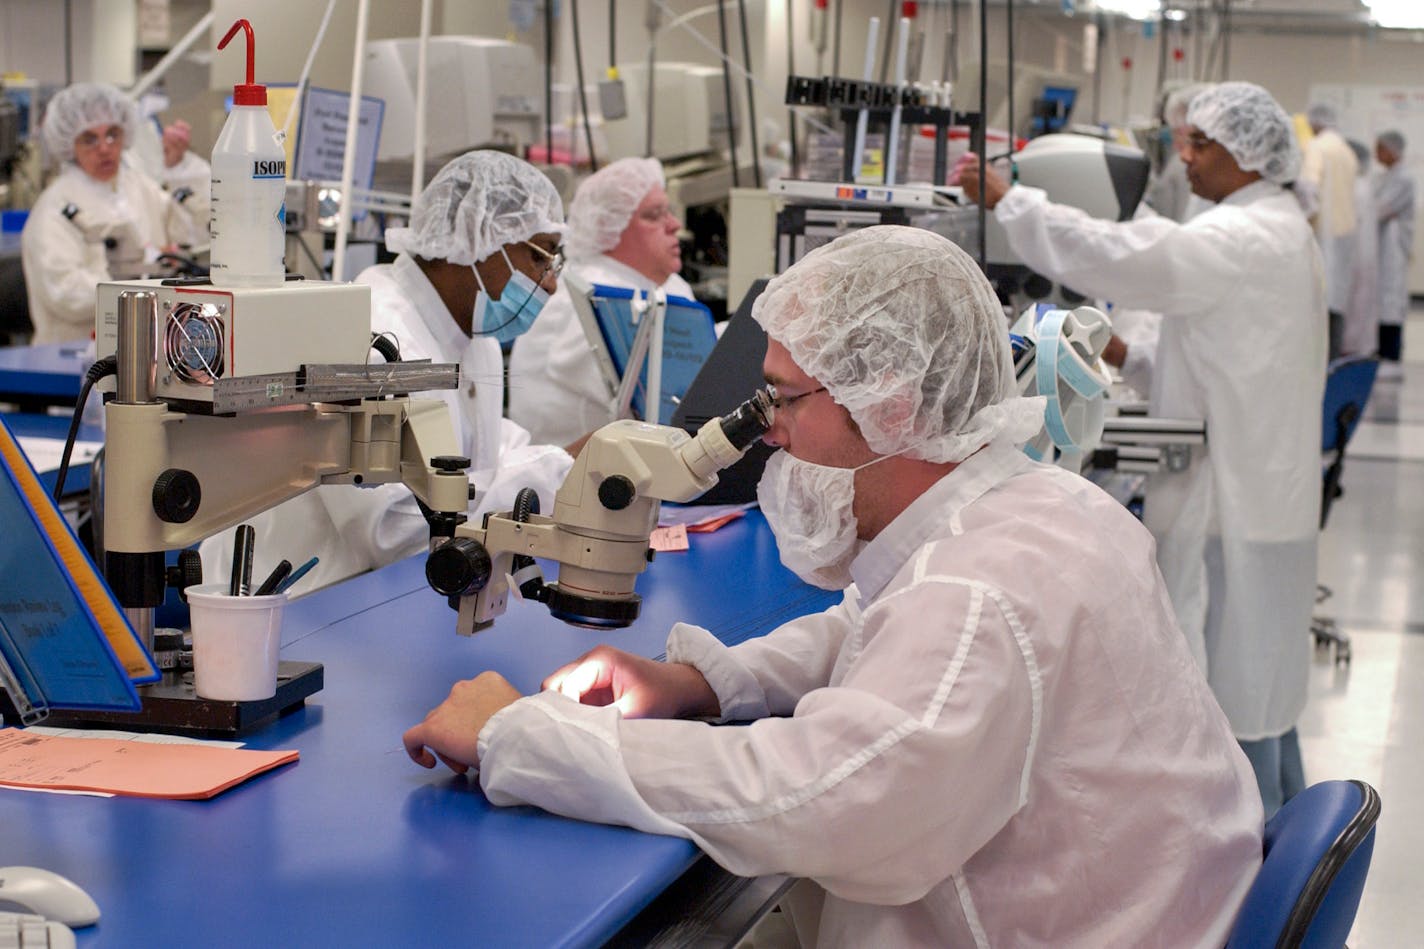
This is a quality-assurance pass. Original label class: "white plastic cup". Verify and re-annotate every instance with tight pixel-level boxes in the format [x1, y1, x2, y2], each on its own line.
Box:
[187, 582, 288, 701]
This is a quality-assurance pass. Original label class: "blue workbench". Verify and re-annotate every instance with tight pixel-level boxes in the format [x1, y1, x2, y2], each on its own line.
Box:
[0, 509, 837, 947]
[0, 342, 87, 409]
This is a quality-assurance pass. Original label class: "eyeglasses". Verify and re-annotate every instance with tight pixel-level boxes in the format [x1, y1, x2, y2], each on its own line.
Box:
[75, 125, 124, 151]
[769, 385, 827, 414]
[523, 240, 565, 279]
[636, 204, 677, 224]
[1181, 132, 1215, 154]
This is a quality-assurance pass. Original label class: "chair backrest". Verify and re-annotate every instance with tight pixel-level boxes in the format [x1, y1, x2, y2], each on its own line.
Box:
[1226, 779, 1381, 949]
[1321, 356, 1379, 454]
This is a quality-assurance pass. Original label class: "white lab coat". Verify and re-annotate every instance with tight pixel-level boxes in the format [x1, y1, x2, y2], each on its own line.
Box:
[994, 181, 1326, 741]
[1301, 129, 1359, 314]
[1344, 172, 1380, 356]
[477, 442, 1263, 948]
[507, 255, 694, 446]
[1375, 163, 1417, 329]
[199, 254, 572, 592]
[20, 162, 199, 344]
[160, 150, 212, 237]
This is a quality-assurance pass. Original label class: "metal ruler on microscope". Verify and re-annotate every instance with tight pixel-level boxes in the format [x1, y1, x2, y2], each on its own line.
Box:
[211, 363, 460, 414]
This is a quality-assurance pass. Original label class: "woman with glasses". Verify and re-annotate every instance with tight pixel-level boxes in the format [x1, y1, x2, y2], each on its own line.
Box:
[199, 151, 576, 594]
[20, 82, 201, 344]
[509, 157, 694, 447]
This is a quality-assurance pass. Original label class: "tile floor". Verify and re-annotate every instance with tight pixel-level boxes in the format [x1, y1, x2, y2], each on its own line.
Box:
[1304, 309, 1424, 946]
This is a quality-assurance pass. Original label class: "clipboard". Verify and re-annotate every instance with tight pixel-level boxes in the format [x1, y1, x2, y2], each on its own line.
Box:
[565, 275, 718, 426]
[0, 416, 159, 725]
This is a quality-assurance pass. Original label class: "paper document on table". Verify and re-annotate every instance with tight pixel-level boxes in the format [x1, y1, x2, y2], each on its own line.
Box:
[658, 502, 755, 530]
[15, 437, 102, 475]
[0, 728, 298, 799]
[649, 524, 689, 552]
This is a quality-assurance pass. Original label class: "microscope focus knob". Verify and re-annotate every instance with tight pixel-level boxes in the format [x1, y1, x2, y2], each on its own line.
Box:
[431, 455, 472, 472]
[152, 468, 202, 523]
[426, 537, 492, 597]
[165, 548, 205, 601]
[598, 475, 637, 510]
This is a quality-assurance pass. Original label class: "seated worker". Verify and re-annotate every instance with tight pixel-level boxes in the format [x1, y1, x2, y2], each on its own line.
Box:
[404, 226, 1264, 947]
[201, 151, 573, 593]
[21, 82, 201, 344]
[507, 156, 692, 447]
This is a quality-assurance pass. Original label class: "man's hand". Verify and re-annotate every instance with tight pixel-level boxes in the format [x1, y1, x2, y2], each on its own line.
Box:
[543, 645, 720, 720]
[162, 120, 192, 169]
[403, 671, 523, 773]
[953, 152, 1011, 210]
[1101, 334, 1128, 369]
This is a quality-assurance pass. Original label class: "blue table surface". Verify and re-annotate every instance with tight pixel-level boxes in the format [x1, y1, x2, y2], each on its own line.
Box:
[0, 508, 837, 948]
[0, 343, 88, 398]
[3, 412, 101, 494]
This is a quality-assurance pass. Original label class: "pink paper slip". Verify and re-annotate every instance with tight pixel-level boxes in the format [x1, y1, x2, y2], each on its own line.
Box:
[0, 728, 298, 800]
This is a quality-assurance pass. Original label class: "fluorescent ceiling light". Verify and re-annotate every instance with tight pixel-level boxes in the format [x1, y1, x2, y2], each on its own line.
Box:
[1095, 0, 1162, 19]
[1368, 2, 1424, 29]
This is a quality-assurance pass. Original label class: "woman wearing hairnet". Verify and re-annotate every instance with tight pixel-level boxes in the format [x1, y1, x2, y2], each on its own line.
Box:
[406, 227, 1263, 947]
[508, 157, 692, 446]
[961, 82, 1326, 816]
[200, 151, 573, 592]
[21, 82, 201, 344]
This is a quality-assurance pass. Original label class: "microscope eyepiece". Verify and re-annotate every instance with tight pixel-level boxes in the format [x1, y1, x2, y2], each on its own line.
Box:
[717, 386, 776, 451]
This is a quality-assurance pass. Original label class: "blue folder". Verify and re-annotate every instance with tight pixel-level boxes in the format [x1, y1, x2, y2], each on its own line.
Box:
[587, 285, 718, 426]
[0, 416, 158, 722]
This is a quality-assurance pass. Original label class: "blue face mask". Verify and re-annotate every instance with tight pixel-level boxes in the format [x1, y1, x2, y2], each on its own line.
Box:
[472, 247, 549, 344]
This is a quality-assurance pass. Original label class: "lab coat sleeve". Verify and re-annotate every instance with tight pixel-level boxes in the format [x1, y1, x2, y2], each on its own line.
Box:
[469, 418, 573, 516]
[478, 573, 1037, 904]
[995, 185, 1246, 316]
[20, 205, 108, 338]
[663, 596, 858, 720]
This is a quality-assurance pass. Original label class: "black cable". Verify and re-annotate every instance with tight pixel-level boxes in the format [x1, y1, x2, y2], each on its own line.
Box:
[736, 0, 762, 188]
[370, 333, 401, 363]
[832, 0, 844, 78]
[786, 0, 799, 176]
[879, 0, 896, 85]
[644, 39, 657, 157]
[53, 355, 116, 502]
[64, 0, 73, 86]
[715, 1, 741, 187]
[609, 0, 617, 70]
[569, 0, 600, 171]
[544, 0, 554, 163]
[977, 0, 987, 270]
[1007, 0, 1015, 145]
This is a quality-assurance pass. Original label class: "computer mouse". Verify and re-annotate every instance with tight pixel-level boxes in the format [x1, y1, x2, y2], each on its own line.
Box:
[0, 867, 100, 927]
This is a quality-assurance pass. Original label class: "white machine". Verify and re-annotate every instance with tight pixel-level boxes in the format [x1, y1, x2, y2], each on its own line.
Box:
[426, 389, 774, 633]
[94, 280, 468, 651]
[364, 37, 543, 160]
[601, 62, 741, 163]
[1010, 303, 1114, 468]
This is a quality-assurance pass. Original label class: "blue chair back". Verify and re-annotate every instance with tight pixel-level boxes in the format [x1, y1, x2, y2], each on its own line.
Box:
[1226, 779, 1380, 949]
[1321, 357, 1378, 453]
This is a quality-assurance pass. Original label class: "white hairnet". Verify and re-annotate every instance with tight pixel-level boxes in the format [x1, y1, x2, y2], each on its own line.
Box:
[1378, 130, 1406, 157]
[1306, 102, 1338, 129]
[752, 226, 1045, 463]
[41, 82, 137, 166]
[1187, 82, 1301, 185]
[1163, 82, 1210, 129]
[384, 150, 565, 266]
[565, 157, 663, 261]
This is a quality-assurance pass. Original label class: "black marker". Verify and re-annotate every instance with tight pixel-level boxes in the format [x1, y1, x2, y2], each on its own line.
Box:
[230, 524, 255, 596]
[254, 559, 292, 597]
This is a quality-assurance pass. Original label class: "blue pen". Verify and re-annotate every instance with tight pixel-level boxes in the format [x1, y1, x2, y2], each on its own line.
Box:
[275, 556, 319, 594]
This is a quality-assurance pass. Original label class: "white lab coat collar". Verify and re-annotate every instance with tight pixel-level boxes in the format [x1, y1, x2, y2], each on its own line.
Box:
[1217, 178, 1281, 209]
[583, 253, 665, 292]
[390, 253, 468, 357]
[849, 440, 1034, 605]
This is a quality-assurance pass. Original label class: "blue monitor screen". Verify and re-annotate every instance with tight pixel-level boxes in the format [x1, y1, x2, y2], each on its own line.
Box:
[1032, 85, 1078, 135]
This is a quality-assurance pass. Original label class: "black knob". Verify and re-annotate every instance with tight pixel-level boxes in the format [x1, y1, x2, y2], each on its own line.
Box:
[425, 537, 492, 597]
[152, 468, 201, 523]
[431, 455, 471, 472]
[165, 549, 205, 601]
[598, 475, 637, 510]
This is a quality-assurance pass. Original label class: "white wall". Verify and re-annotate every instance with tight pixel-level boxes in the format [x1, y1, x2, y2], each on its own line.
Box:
[0, 0, 137, 86]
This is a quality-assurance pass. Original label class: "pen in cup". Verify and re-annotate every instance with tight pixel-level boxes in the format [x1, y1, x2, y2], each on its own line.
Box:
[230, 524, 255, 596]
[254, 559, 292, 596]
[275, 556, 319, 595]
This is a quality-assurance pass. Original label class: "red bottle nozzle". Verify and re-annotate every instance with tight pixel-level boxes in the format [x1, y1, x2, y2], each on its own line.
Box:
[219, 19, 266, 106]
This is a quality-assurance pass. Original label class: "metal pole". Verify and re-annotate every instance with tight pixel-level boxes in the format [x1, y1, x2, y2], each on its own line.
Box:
[716, 1, 741, 186]
[736, 0, 762, 187]
[411, 0, 433, 199]
[977, 0, 987, 268]
[331, 0, 370, 282]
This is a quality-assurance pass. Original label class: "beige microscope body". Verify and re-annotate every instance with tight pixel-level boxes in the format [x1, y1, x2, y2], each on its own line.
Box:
[94, 278, 469, 645]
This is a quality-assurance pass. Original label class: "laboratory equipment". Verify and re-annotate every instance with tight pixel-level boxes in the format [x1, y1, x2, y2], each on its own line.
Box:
[85, 277, 467, 732]
[1010, 303, 1114, 469]
[0, 868, 98, 929]
[364, 37, 543, 161]
[987, 133, 1150, 304]
[209, 19, 287, 288]
[426, 388, 775, 633]
[602, 62, 741, 163]
[0, 911, 75, 949]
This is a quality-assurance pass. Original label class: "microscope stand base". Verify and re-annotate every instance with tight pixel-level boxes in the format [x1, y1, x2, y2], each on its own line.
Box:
[36, 661, 324, 738]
